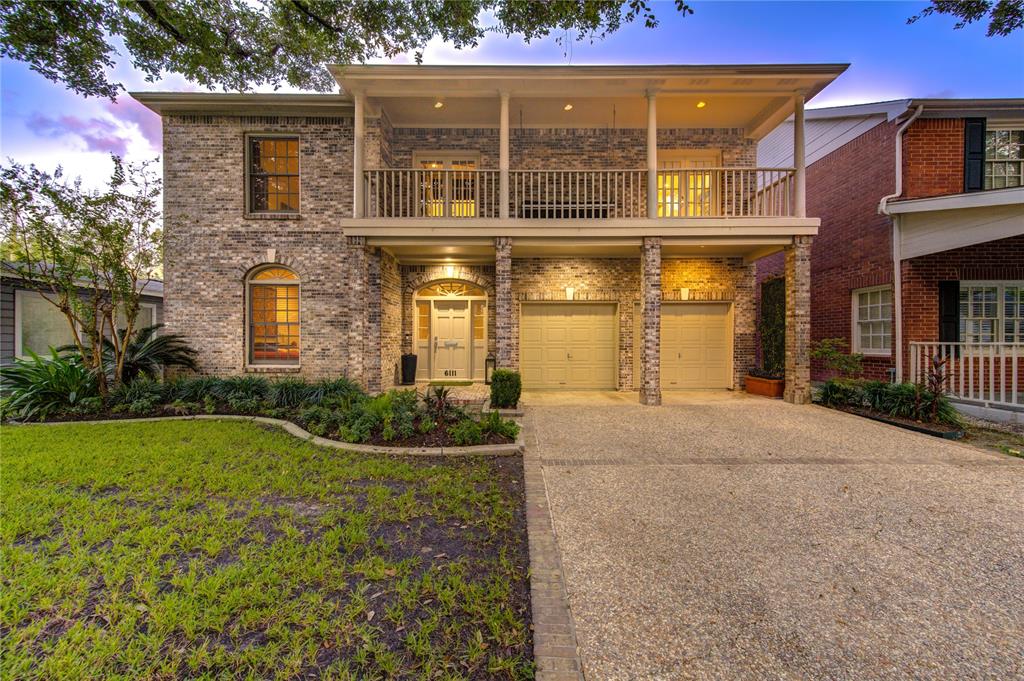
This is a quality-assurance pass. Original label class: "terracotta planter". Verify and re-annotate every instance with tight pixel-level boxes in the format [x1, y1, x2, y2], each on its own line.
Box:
[745, 375, 785, 399]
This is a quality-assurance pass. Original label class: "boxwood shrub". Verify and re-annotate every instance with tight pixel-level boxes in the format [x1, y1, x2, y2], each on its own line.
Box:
[490, 369, 521, 408]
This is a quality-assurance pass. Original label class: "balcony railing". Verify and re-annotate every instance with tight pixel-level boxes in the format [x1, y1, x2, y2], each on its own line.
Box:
[910, 342, 1022, 408]
[362, 167, 796, 219]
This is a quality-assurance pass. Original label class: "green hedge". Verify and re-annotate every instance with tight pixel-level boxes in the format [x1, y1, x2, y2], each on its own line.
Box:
[490, 369, 521, 408]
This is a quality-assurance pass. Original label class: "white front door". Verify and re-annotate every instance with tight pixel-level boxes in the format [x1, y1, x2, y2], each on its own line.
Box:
[432, 300, 470, 379]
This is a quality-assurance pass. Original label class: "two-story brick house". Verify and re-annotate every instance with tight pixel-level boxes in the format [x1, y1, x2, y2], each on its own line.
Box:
[134, 63, 848, 405]
[757, 98, 1024, 417]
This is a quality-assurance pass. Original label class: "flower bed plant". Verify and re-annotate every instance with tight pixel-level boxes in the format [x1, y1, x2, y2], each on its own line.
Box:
[1, 358, 519, 448]
[816, 378, 964, 432]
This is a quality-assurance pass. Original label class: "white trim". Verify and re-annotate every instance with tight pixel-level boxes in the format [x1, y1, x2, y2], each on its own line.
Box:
[851, 285, 893, 357]
[887, 186, 1024, 214]
[959, 280, 1024, 344]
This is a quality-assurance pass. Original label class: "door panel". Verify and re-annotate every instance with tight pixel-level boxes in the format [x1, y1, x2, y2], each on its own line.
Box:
[432, 300, 470, 379]
[520, 303, 616, 389]
[660, 303, 732, 389]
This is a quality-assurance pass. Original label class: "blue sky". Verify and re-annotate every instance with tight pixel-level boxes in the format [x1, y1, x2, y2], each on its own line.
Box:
[1, 1, 1021, 185]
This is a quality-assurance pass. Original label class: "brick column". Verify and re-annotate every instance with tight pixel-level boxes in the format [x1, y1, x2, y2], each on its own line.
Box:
[640, 237, 661, 406]
[784, 236, 813, 404]
[346, 235, 367, 387]
[365, 246, 382, 393]
[494, 237, 513, 368]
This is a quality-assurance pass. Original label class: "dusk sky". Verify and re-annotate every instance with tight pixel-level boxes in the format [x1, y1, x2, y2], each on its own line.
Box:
[1, 1, 1021, 186]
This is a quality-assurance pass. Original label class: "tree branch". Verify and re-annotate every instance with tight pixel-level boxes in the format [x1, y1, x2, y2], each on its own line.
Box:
[133, 0, 189, 45]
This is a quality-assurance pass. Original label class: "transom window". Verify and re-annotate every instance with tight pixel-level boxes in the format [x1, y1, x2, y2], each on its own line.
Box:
[853, 286, 892, 355]
[248, 137, 300, 213]
[417, 281, 485, 297]
[985, 129, 1024, 190]
[248, 266, 300, 365]
[960, 281, 1024, 343]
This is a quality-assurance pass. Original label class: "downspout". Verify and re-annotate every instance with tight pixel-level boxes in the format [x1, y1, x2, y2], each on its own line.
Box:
[878, 104, 924, 382]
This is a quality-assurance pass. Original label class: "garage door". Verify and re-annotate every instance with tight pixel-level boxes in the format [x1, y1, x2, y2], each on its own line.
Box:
[634, 303, 732, 389]
[520, 303, 617, 389]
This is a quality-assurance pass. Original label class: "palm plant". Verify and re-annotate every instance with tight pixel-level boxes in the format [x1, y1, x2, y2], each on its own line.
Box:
[60, 324, 198, 383]
[0, 349, 99, 420]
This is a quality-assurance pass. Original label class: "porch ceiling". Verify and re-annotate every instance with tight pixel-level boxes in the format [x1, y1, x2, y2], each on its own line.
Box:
[331, 64, 848, 138]
[373, 236, 791, 263]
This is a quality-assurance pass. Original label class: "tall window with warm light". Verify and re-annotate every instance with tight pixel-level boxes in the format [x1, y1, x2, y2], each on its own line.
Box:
[248, 267, 300, 365]
[248, 137, 300, 213]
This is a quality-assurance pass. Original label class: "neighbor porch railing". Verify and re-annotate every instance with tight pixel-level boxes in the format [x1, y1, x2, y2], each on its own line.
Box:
[362, 167, 796, 219]
[909, 342, 1022, 408]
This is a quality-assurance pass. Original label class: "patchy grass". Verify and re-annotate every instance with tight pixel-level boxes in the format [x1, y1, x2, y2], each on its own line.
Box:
[2, 420, 532, 680]
[962, 424, 1024, 459]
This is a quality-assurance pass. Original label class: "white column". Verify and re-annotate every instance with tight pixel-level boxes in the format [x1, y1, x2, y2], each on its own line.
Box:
[646, 92, 658, 219]
[499, 91, 510, 219]
[793, 93, 806, 218]
[353, 91, 365, 219]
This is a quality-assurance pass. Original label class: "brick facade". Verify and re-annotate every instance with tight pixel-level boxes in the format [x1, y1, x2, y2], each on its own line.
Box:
[784, 236, 813, 404]
[758, 119, 898, 381]
[902, 118, 965, 200]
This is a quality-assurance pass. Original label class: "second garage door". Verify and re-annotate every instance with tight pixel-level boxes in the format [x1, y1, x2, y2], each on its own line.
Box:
[520, 303, 617, 389]
[634, 303, 733, 389]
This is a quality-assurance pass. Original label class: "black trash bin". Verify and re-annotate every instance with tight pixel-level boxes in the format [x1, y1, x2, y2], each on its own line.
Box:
[400, 353, 417, 385]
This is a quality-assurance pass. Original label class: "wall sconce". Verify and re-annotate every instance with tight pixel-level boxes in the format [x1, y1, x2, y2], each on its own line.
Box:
[565, 287, 575, 300]
[485, 353, 496, 384]
[679, 287, 690, 301]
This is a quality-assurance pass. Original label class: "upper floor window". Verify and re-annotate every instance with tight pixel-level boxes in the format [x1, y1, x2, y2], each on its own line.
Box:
[985, 129, 1023, 190]
[852, 285, 892, 356]
[248, 136, 300, 213]
[248, 266, 300, 365]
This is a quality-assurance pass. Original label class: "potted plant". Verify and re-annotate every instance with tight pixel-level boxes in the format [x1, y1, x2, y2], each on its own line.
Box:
[747, 278, 786, 398]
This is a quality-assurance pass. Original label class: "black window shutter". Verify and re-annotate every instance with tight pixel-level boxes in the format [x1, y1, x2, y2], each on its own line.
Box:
[964, 118, 986, 192]
[938, 281, 960, 343]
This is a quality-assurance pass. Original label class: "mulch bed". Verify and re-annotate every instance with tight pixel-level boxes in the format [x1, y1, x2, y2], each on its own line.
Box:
[833, 405, 965, 440]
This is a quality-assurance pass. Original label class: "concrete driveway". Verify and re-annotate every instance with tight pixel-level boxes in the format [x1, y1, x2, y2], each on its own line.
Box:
[524, 391, 1024, 680]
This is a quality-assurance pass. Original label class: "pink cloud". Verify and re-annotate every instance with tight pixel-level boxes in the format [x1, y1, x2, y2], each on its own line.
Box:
[105, 97, 162, 150]
[26, 112, 130, 156]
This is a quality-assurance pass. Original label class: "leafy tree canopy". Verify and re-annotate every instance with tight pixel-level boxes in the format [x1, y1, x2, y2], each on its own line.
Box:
[908, 0, 1023, 36]
[0, 0, 693, 99]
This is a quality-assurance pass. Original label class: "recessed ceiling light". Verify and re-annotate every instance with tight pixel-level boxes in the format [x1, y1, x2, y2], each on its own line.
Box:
[696, 101, 707, 109]
[563, 103, 573, 111]
[434, 100, 444, 109]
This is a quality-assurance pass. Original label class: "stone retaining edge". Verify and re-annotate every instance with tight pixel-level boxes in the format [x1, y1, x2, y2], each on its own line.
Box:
[9, 414, 525, 457]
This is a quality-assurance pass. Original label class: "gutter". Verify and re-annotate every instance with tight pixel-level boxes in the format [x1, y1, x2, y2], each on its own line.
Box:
[878, 104, 925, 382]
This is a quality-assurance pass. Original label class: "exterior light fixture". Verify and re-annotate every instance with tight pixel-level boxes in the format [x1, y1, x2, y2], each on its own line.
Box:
[485, 353, 496, 384]
[696, 101, 707, 109]
[434, 100, 444, 109]
[565, 287, 575, 300]
[563, 103, 573, 111]
[679, 287, 690, 301]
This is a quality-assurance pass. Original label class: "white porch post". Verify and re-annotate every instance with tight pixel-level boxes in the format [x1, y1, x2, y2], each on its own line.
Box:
[353, 91, 365, 219]
[646, 91, 658, 218]
[793, 93, 806, 218]
[499, 92, 510, 219]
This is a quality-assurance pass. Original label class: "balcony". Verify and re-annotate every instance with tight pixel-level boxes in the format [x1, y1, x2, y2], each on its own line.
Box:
[362, 167, 797, 219]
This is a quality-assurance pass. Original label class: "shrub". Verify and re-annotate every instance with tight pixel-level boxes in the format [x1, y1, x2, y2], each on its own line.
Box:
[109, 376, 165, 407]
[300, 405, 344, 438]
[307, 377, 364, 407]
[448, 419, 484, 446]
[481, 410, 520, 439]
[861, 380, 890, 412]
[0, 350, 99, 421]
[811, 338, 864, 379]
[422, 386, 462, 426]
[490, 370, 521, 408]
[817, 378, 863, 407]
[268, 379, 311, 408]
[168, 376, 222, 402]
[213, 376, 270, 402]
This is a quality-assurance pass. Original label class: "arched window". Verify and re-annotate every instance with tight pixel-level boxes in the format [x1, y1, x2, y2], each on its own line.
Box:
[248, 266, 300, 365]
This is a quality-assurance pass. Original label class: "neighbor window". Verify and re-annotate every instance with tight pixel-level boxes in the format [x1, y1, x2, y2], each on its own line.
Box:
[853, 286, 892, 355]
[111, 303, 158, 335]
[248, 136, 300, 213]
[960, 281, 1023, 344]
[985, 129, 1024, 190]
[248, 266, 300, 364]
[15, 290, 76, 358]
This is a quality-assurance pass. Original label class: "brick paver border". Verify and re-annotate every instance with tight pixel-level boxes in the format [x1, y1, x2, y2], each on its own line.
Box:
[522, 412, 586, 680]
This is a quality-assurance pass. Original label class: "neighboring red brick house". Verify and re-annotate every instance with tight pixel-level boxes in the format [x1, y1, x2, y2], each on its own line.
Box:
[757, 99, 1024, 417]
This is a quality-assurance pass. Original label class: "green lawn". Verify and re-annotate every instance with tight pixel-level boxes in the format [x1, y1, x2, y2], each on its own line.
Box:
[2, 420, 532, 680]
